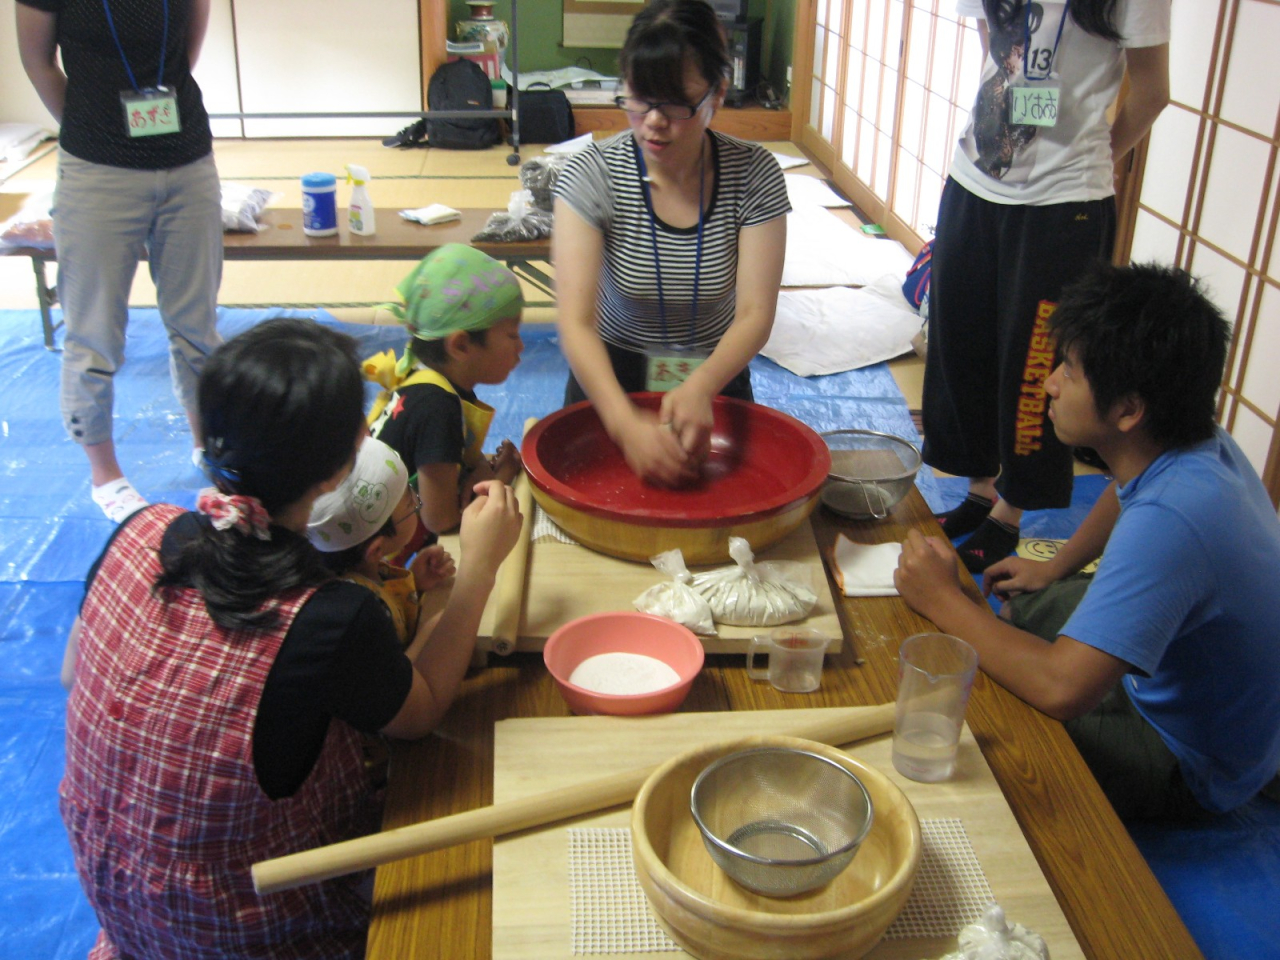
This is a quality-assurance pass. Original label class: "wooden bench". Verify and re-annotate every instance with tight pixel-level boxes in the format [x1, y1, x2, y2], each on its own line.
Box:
[5, 207, 553, 350]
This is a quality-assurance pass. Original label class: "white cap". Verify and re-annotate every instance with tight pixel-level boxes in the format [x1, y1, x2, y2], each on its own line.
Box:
[308, 437, 409, 552]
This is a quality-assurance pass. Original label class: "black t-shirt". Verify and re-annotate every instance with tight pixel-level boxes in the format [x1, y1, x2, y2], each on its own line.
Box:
[83, 511, 414, 800]
[19, 0, 213, 169]
[372, 380, 471, 475]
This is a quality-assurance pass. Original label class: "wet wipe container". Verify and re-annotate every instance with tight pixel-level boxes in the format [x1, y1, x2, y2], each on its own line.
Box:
[301, 172, 338, 237]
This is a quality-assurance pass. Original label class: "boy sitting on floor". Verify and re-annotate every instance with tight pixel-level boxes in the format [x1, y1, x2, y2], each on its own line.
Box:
[308, 437, 455, 647]
[895, 261, 1280, 821]
[364, 244, 525, 560]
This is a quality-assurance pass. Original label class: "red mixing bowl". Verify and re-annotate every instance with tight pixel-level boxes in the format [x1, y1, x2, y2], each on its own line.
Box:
[522, 395, 831, 563]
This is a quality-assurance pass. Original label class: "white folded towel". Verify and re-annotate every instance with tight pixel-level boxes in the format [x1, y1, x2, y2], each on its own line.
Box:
[832, 535, 902, 597]
[399, 204, 462, 225]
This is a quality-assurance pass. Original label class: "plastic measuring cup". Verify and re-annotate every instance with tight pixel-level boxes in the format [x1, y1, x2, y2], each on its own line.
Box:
[891, 632, 978, 782]
[747, 628, 831, 693]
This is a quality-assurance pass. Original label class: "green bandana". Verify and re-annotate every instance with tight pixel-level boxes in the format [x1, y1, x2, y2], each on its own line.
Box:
[385, 243, 523, 339]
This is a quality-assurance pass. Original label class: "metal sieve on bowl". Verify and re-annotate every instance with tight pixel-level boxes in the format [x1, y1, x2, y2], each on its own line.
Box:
[689, 746, 874, 897]
[819, 429, 922, 520]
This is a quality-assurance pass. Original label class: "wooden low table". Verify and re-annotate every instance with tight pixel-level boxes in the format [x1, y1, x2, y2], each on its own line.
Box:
[5, 207, 552, 350]
[366, 489, 1202, 960]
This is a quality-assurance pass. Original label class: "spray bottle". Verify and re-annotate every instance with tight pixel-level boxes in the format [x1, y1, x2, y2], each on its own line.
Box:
[345, 164, 376, 236]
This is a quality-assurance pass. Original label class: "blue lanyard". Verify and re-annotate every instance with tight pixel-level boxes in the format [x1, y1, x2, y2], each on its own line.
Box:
[103, 0, 169, 92]
[634, 136, 706, 347]
[1023, 0, 1068, 82]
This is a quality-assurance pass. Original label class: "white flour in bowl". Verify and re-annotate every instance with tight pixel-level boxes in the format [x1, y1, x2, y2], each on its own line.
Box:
[568, 652, 682, 695]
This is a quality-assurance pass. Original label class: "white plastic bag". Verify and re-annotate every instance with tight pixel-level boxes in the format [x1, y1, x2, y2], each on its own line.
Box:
[691, 537, 818, 627]
[633, 549, 716, 636]
[220, 183, 277, 232]
[0, 188, 54, 249]
[939, 904, 1048, 960]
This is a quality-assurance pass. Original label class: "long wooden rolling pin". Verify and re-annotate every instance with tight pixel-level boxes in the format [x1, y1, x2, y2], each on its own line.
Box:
[252, 703, 895, 895]
[486, 419, 538, 655]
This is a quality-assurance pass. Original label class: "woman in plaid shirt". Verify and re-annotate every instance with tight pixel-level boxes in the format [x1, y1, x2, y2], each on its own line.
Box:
[59, 318, 522, 959]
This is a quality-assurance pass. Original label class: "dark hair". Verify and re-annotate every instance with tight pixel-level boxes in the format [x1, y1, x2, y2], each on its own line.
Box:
[620, 0, 730, 104]
[1050, 262, 1230, 450]
[982, 0, 1120, 43]
[317, 516, 397, 576]
[156, 318, 366, 629]
[406, 328, 488, 367]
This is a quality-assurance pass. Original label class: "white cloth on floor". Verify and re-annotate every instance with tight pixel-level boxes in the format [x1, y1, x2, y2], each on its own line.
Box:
[762, 276, 925, 375]
[399, 204, 462, 225]
[770, 150, 811, 170]
[544, 133, 595, 155]
[784, 173, 852, 207]
[832, 535, 901, 597]
[781, 205, 914, 287]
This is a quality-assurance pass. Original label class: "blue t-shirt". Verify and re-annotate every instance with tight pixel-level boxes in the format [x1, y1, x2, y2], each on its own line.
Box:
[1062, 427, 1280, 812]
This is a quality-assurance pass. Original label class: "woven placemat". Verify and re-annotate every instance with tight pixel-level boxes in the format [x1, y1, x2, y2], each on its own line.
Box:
[566, 818, 994, 955]
[567, 829, 674, 955]
[531, 503, 579, 545]
[883, 817, 995, 939]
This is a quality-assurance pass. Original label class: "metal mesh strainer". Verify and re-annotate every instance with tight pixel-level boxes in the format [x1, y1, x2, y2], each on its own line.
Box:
[689, 746, 874, 897]
[819, 429, 921, 520]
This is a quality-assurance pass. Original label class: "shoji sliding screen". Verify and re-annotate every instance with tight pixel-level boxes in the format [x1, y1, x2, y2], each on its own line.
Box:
[797, 0, 982, 248]
[1125, 0, 1280, 502]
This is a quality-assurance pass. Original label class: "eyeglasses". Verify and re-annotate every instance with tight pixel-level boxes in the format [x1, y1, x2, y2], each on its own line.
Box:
[392, 487, 423, 527]
[614, 86, 714, 121]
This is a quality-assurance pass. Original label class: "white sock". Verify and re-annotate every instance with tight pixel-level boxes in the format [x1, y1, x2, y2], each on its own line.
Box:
[191, 447, 205, 470]
[91, 478, 148, 523]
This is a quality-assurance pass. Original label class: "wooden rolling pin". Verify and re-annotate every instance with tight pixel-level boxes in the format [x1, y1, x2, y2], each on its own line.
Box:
[486, 419, 538, 655]
[252, 703, 895, 895]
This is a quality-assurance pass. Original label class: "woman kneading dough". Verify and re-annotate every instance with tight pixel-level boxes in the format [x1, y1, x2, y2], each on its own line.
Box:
[553, 0, 791, 487]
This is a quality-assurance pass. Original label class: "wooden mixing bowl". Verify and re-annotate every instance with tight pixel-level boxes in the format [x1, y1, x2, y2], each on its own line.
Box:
[631, 735, 921, 960]
[522, 395, 831, 564]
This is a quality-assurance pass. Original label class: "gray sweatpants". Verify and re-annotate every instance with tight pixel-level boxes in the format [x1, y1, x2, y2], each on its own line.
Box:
[52, 150, 223, 446]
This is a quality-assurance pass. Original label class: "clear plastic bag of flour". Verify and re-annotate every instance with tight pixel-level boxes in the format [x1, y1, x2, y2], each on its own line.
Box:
[633, 548, 716, 636]
[691, 537, 818, 627]
[471, 188, 554, 242]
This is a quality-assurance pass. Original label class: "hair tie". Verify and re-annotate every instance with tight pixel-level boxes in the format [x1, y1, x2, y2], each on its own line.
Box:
[196, 488, 272, 540]
[200, 438, 243, 489]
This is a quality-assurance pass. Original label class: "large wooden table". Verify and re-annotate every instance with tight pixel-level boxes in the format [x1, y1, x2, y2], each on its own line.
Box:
[366, 489, 1202, 960]
[7, 207, 551, 350]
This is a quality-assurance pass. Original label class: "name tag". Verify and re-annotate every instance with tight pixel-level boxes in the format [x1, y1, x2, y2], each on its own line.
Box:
[121, 87, 181, 138]
[645, 348, 708, 393]
[1010, 85, 1059, 127]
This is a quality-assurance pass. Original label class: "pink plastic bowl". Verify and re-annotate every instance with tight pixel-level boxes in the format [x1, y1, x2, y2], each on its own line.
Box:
[543, 612, 705, 716]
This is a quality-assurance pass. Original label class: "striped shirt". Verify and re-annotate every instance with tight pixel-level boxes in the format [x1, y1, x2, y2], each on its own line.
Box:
[554, 130, 790, 352]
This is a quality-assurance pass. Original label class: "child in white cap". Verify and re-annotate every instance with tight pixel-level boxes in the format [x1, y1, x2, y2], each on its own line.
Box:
[308, 437, 455, 645]
[364, 244, 526, 560]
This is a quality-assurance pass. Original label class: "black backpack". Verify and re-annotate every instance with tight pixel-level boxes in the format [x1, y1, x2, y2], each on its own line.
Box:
[426, 59, 501, 150]
[516, 84, 575, 144]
